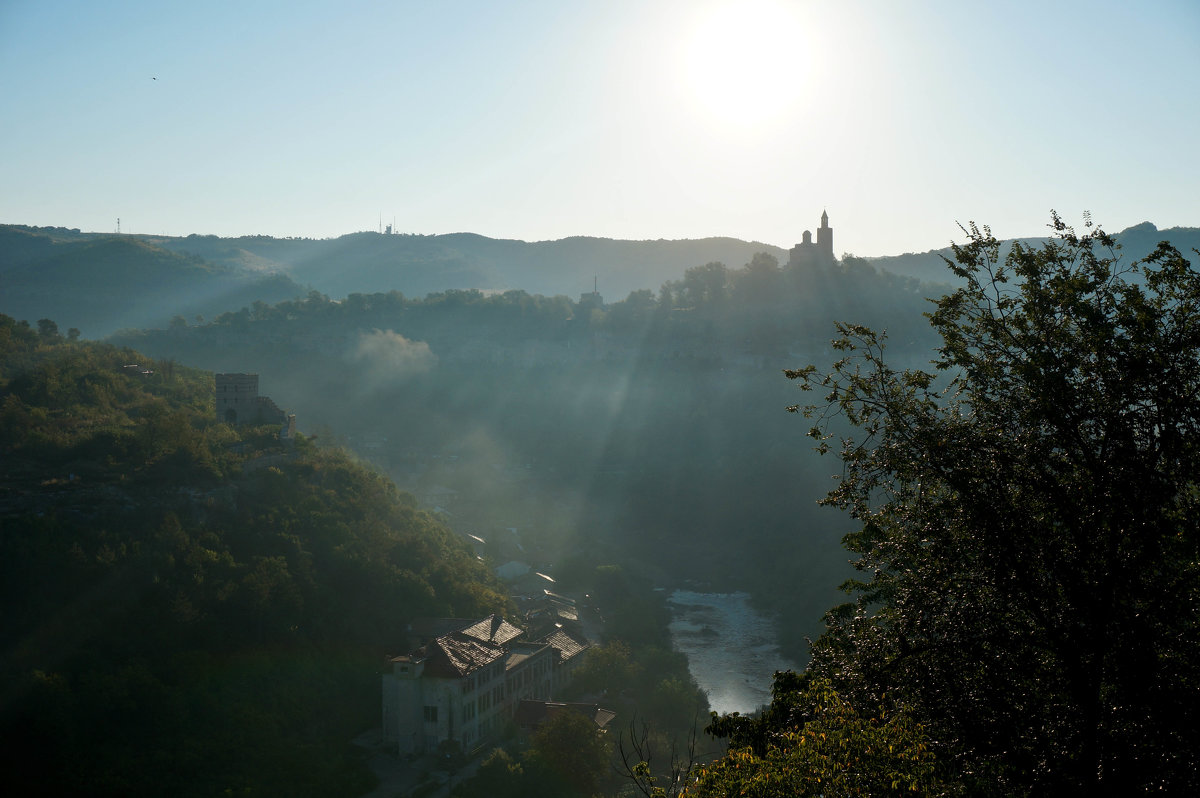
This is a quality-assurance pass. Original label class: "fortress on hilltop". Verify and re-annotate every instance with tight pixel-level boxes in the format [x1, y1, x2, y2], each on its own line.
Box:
[788, 210, 835, 268]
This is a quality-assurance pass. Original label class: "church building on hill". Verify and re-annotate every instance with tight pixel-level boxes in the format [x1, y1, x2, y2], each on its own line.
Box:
[788, 210, 836, 269]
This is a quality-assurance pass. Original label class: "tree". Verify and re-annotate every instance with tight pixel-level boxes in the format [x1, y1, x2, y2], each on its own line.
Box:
[736, 251, 783, 306]
[524, 709, 611, 797]
[618, 715, 700, 798]
[681, 262, 729, 310]
[787, 213, 1200, 794]
[36, 318, 59, 339]
[452, 748, 527, 798]
[570, 641, 639, 698]
[686, 678, 942, 797]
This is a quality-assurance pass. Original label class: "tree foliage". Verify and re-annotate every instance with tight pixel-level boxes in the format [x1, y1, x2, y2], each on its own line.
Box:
[788, 213, 1200, 794]
[687, 677, 941, 797]
[525, 709, 613, 797]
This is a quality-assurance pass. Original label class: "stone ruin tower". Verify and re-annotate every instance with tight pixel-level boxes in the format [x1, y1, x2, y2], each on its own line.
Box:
[215, 372, 292, 434]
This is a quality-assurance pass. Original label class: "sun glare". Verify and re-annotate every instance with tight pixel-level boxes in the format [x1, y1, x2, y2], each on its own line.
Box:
[678, 0, 814, 130]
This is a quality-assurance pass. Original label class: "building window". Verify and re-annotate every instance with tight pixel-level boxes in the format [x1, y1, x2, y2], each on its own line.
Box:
[423, 705, 438, 723]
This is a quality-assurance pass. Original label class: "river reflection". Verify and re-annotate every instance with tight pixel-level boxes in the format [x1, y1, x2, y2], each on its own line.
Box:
[668, 590, 802, 716]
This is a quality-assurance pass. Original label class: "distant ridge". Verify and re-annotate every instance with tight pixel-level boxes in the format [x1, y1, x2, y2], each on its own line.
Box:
[3, 221, 1195, 337]
[862, 221, 1200, 285]
[0, 226, 304, 337]
[154, 229, 790, 302]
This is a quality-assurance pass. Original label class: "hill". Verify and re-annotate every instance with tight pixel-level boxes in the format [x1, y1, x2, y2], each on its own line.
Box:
[157, 230, 790, 302]
[0, 315, 510, 796]
[9, 219, 1194, 340]
[862, 221, 1200, 284]
[0, 225, 305, 338]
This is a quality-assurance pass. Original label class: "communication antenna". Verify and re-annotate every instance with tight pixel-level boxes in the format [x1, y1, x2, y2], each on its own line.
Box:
[117, 217, 121, 234]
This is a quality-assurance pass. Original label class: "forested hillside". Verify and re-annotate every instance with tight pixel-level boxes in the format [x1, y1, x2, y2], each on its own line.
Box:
[112, 251, 948, 657]
[0, 315, 509, 796]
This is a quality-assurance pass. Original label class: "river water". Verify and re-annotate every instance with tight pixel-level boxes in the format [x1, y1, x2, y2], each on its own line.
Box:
[668, 590, 802, 716]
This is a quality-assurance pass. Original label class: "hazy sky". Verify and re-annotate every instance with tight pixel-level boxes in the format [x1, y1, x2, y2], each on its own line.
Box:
[2, 0, 1198, 256]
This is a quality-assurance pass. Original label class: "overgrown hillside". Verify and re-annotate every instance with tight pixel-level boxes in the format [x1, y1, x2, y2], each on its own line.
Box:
[0, 315, 509, 797]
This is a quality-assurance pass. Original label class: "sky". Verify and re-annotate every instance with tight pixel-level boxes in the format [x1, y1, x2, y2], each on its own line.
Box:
[2, 0, 1198, 257]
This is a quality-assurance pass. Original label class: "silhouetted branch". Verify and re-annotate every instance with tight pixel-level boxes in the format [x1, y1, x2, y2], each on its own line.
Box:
[616, 715, 699, 798]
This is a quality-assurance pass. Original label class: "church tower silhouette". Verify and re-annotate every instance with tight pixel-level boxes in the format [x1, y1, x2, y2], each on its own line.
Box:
[817, 210, 833, 259]
[788, 211, 835, 269]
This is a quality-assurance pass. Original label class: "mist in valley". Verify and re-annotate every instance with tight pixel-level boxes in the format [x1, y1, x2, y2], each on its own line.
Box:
[6, 0, 1197, 792]
[93, 237, 951, 660]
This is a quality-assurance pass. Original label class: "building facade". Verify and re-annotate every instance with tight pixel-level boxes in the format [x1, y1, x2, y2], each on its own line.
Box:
[382, 615, 591, 756]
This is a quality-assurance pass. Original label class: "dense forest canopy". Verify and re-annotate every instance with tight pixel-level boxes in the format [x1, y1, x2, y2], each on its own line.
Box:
[0, 316, 512, 796]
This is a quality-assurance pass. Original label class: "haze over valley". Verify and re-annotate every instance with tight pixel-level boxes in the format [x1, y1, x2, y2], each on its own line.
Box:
[4, 0, 1199, 794]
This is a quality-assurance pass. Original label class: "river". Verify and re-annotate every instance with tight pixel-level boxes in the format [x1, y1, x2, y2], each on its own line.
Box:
[667, 590, 802, 716]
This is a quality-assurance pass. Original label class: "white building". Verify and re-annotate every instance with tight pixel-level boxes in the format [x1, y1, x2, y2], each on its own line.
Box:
[382, 615, 590, 756]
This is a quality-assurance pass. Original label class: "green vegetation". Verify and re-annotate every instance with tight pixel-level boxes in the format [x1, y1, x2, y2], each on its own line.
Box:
[111, 249, 945, 662]
[453, 712, 612, 798]
[451, 562, 708, 798]
[692, 674, 942, 797]
[13, 210, 1195, 794]
[0, 315, 509, 796]
[568, 564, 709, 733]
[683, 214, 1200, 794]
[0, 225, 303, 337]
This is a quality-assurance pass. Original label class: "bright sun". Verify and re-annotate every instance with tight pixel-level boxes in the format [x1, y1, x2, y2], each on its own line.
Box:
[678, 0, 814, 130]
